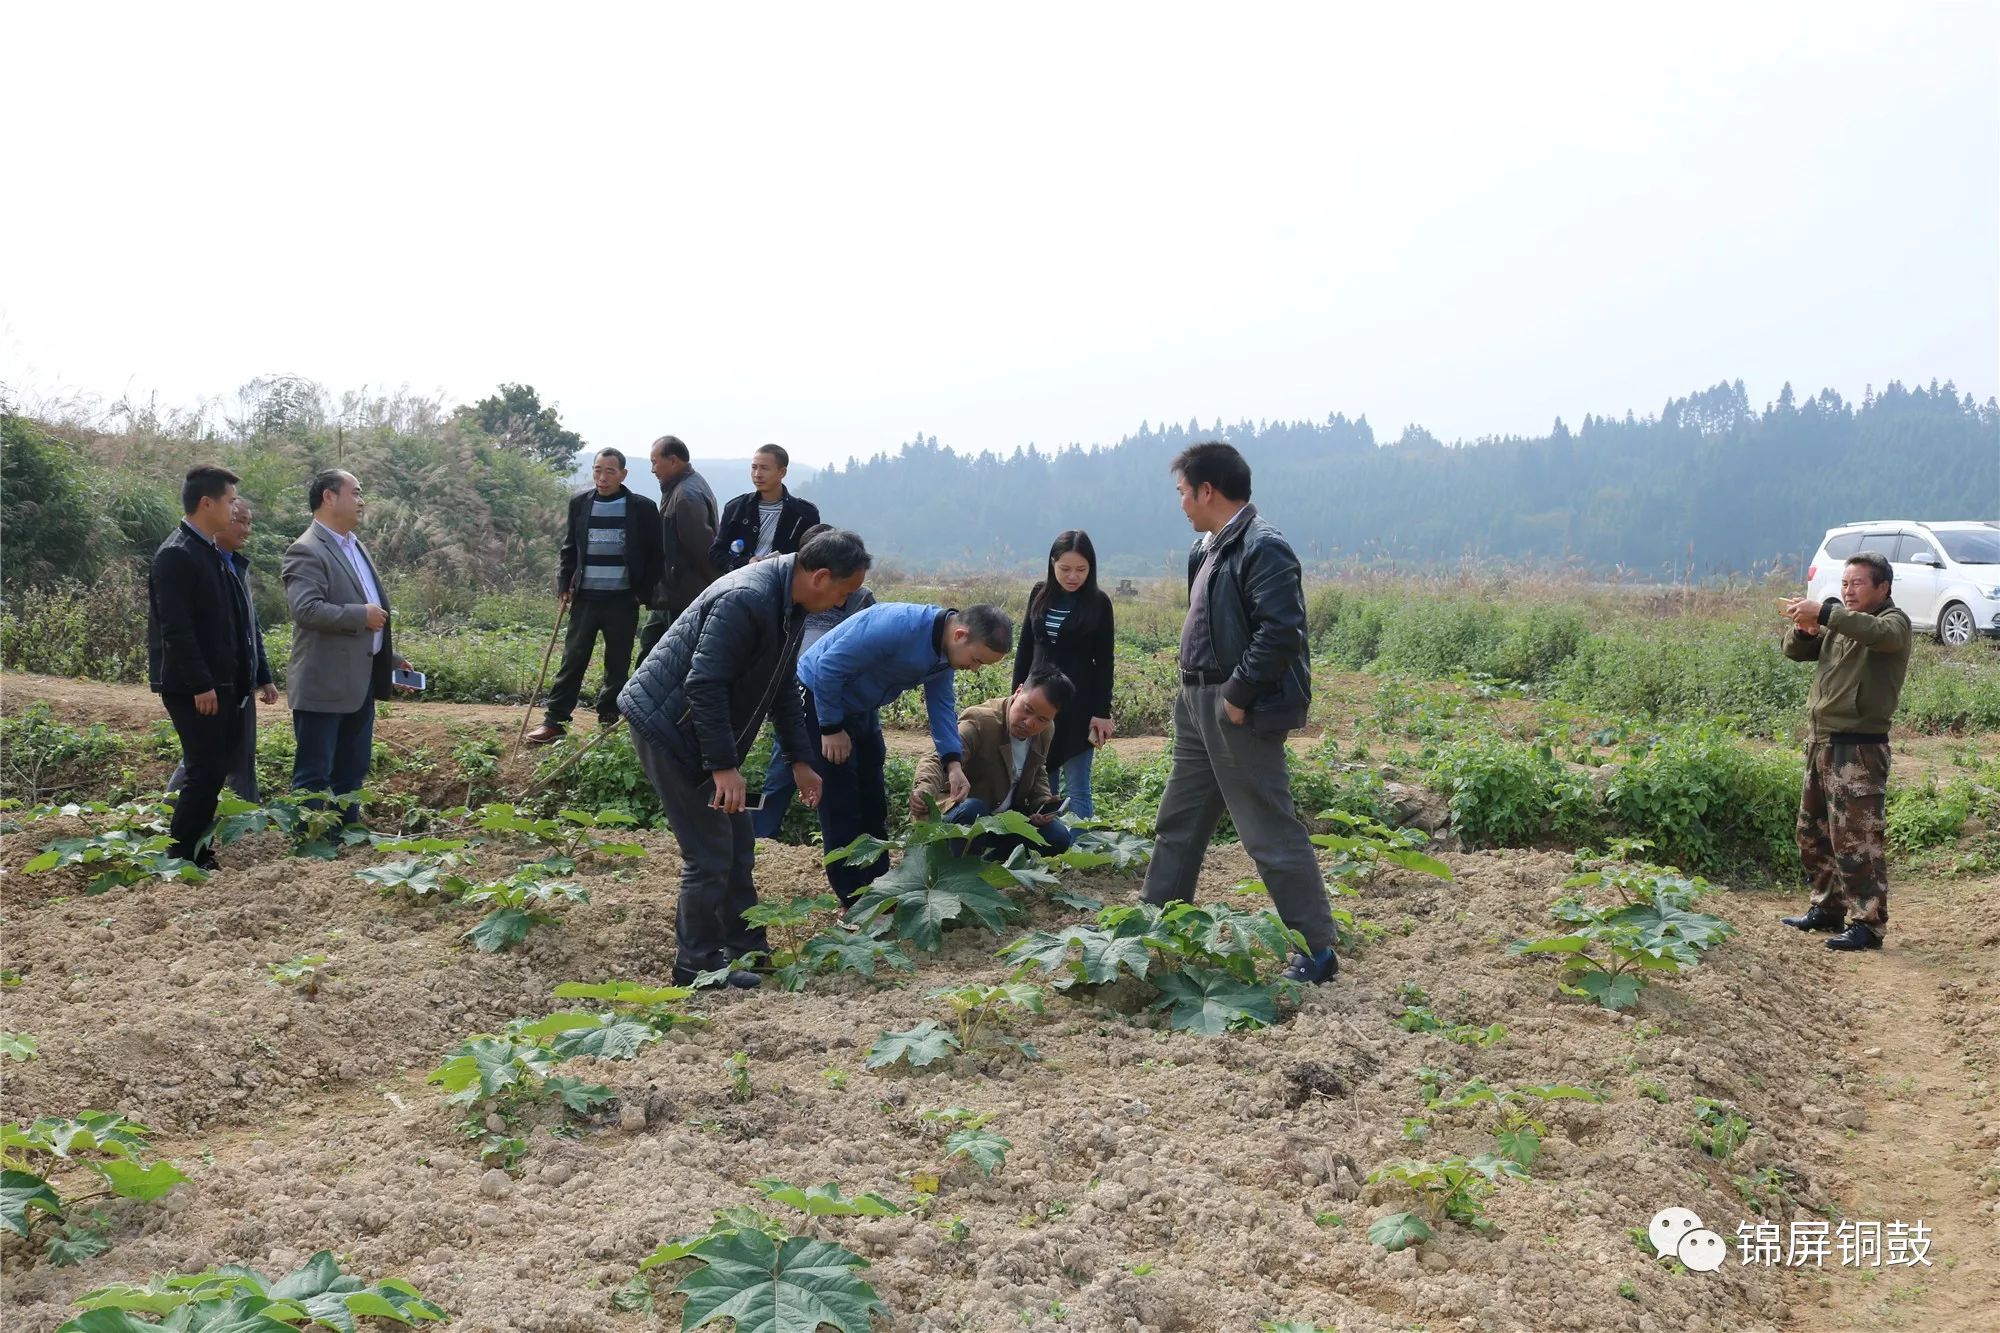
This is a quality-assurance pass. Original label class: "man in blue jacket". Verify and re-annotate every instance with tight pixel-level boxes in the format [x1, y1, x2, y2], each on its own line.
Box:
[1141, 442, 1340, 985]
[797, 601, 1012, 905]
[618, 529, 872, 985]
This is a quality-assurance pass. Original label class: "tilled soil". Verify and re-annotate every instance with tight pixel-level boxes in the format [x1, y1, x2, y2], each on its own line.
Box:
[11, 788, 1995, 1333]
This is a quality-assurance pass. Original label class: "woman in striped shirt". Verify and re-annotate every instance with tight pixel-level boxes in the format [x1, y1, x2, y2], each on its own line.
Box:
[1010, 530, 1115, 818]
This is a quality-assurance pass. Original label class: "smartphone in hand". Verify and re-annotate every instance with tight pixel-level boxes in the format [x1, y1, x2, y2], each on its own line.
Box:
[1035, 796, 1070, 818]
[391, 666, 427, 691]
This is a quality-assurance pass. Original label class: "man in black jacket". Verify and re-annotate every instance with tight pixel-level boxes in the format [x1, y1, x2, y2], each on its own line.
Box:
[709, 444, 821, 573]
[168, 497, 278, 800]
[148, 464, 254, 865]
[1140, 442, 1340, 984]
[619, 529, 870, 986]
[528, 448, 664, 744]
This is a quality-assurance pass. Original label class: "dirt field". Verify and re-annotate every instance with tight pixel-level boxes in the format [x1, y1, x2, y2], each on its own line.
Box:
[2, 677, 1997, 1332]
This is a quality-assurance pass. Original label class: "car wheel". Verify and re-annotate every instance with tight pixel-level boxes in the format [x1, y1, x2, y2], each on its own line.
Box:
[1937, 602, 1975, 647]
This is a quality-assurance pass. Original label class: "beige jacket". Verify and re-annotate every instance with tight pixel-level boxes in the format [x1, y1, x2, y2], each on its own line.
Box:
[915, 696, 1053, 812]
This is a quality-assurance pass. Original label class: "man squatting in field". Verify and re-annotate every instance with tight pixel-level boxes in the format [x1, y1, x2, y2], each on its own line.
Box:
[1778, 551, 1911, 951]
[617, 529, 872, 987]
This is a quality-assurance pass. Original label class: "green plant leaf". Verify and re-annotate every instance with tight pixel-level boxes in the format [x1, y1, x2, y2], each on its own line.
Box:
[47, 1224, 112, 1267]
[1494, 1125, 1541, 1168]
[1148, 966, 1278, 1035]
[549, 1016, 662, 1062]
[91, 1157, 187, 1202]
[1, 1032, 38, 1061]
[542, 1077, 617, 1114]
[801, 930, 913, 979]
[673, 1229, 886, 1333]
[1367, 1210, 1432, 1253]
[1, 1168, 63, 1237]
[551, 980, 695, 1006]
[943, 1128, 1011, 1177]
[464, 907, 537, 952]
[1577, 970, 1644, 1010]
[751, 1179, 903, 1218]
[850, 844, 1022, 952]
[864, 1020, 960, 1071]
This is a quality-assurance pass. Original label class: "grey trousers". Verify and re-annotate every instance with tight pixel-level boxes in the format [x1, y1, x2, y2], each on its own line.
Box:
[1140, 684, 1336, 955]
[635, 735, 768, 974]
[168, 696, 259, 803]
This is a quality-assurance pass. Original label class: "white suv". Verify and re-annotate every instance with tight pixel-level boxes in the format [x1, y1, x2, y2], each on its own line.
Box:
[1805, 520, 2000, 646]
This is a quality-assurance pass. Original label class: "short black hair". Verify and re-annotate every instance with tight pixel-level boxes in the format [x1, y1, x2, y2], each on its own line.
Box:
[595, 447, 627, 468]
[307, 469, 350, 513]
[1024, 665, 1075, 713]
[1846, 552, 1893, 589]
[651, 435, 689, 463]
[755, 443, 790, 470]
[798, 528, 872, 579]
[1170, 440, 1252, 502]
[960, 604, 1013, 654]
[799, 523, 834, 545]
[181, 464, 239, 515]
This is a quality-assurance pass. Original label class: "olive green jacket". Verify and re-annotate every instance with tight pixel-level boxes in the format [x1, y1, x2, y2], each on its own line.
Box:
[1782, 600, 1912, 741]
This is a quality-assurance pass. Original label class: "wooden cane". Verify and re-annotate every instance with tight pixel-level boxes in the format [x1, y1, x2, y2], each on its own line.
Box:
[519, 596, 570, 747]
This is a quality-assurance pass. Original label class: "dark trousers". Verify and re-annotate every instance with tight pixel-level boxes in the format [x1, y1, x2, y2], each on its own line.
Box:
[161, 688, 246, 861]
[637, 603, 682, 662]
[811, 711, 889, 906]
[1140, 684, 1336, 955]
[169, 696, 259, 802]
[1798, 740, 1891, 932]
[291, 699, 376, 824]
[544, 596, 638, 728]
[752, 686, 819, 839]
[635, 735, 767, 975]
[946, 796, 1075, 858]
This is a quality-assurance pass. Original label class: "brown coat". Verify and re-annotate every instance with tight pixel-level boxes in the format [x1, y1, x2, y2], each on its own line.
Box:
[914, 696, 1052, 812]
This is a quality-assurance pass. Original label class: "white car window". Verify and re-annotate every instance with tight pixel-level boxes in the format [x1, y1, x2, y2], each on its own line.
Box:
[1895, 534, 1941, 564]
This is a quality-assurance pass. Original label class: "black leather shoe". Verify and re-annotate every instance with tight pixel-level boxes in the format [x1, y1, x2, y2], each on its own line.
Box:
[1781, 905, 1845, 932]
[1825, 924, 1883, 952]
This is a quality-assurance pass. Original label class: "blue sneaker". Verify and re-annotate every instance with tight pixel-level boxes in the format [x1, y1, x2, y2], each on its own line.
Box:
[1282, 946, 1340, 984]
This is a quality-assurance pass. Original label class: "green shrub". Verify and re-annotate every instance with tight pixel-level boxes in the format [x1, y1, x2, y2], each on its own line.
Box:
[1886, 778, 1977, 855]
[1899, 652, 2000, 734]
[0, 703, 128, 803]
[1553, 622, 1806, 738]
[0, 568, 150, 683]
[1374, 601, 1508, 680]
[1429, 734, 1563, 847]
[1604, 729, 1800, 875]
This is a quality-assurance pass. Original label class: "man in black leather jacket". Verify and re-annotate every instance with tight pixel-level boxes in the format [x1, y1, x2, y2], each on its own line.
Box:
[1139, 442, 1340, 984]
[619, 528, 870, 985]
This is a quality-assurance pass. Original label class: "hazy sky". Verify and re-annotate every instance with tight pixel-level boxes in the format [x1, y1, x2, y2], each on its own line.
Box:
[4, 3, 1995, 469]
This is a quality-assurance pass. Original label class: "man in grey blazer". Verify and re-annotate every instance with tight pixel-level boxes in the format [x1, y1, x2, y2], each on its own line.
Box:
[282, 468, 413, 823]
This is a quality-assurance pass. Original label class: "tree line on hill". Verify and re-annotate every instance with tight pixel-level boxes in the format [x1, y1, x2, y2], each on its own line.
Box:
[4, 376, 1993, 624]
[806, 378, 1998, 577]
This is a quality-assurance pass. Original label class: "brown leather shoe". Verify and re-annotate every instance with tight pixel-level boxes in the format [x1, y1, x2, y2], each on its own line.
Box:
[524, 724, 567, 746]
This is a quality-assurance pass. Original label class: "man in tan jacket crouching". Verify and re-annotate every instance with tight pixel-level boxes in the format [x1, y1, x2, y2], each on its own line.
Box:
[913, 666, 1077, 857]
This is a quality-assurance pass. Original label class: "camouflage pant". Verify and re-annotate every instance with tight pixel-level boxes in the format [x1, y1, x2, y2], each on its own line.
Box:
[1796, 740, 1890, 931]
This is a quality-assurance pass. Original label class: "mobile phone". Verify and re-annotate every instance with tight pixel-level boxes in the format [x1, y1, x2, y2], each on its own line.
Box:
[1036, 796, 1070, 818]
[391, 666, 426, 691]
[742, 791, 769, 811]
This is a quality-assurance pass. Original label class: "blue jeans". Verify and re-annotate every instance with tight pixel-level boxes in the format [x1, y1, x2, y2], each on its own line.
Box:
[1052, 748, 1095, 819]
[946, 796, 1074, 859]
[752, 689, 820, 839]
[291, 700, 376, 824]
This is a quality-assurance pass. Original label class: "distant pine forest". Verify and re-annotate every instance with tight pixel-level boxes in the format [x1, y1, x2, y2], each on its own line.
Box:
[807, 378, 1998, 577]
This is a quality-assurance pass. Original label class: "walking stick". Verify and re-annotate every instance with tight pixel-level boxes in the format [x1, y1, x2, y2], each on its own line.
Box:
[519, 595, 570, 747]
[516, 715, 623, 801]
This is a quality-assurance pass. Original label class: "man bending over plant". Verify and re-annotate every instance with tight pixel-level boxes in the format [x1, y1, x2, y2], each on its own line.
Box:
[1139, 442, 1340, 984]
[1778, 551, 1911, 952]
[618, 528, 871, 986]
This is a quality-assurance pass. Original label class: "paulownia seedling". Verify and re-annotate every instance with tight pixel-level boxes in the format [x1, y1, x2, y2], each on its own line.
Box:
[2, 1113, 187, 1267]
[54, 1248, 446, 1331]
